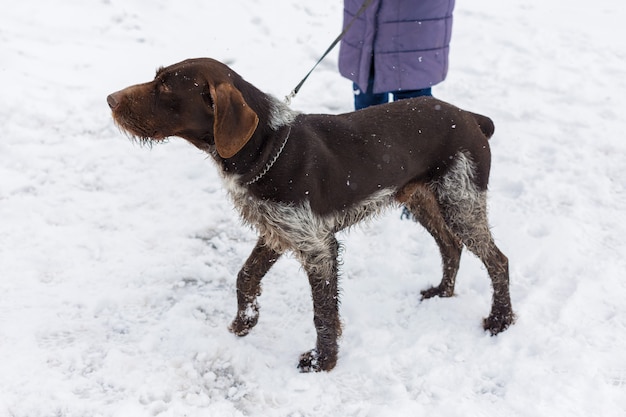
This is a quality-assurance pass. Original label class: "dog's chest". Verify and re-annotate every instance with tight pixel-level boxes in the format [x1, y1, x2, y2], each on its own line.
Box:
[221, 174, 397, 252]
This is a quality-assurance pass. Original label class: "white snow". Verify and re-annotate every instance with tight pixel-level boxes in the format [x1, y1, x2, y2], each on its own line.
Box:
[1, 0, 625, 416]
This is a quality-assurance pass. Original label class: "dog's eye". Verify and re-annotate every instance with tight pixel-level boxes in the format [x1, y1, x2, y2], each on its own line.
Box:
[157, 78, 172, 94]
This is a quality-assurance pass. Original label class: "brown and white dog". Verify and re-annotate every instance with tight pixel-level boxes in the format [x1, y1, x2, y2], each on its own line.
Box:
[107, 58, 513, 372]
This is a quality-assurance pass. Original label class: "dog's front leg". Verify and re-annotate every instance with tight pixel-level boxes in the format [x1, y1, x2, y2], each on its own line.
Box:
[229, 237, 281, 336]
[297, 235, 342, 372]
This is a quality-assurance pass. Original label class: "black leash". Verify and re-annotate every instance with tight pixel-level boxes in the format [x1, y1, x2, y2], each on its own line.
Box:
[285, 0, 374, 104]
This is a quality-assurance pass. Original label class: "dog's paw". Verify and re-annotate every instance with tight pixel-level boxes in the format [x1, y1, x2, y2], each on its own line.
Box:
[228, 303, 259, 337]
[228, 318, 255, 336]
[297, 349, 337, 373]
[483, 308, 515, 336]
[420, 284, 454, 300]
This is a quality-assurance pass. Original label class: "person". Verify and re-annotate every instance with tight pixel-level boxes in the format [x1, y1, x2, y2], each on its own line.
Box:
[338, 0, 455, 110]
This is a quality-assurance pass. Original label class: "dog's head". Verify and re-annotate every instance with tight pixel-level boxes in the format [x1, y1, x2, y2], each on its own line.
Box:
[107, 58, 259, 158]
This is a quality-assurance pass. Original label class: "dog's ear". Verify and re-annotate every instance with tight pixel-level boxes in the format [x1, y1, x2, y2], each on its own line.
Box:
[210, 83, 259, 158]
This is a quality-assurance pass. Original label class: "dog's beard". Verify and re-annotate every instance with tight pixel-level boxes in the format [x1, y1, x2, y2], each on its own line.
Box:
[126, 134, 170, 149]
[111, 117, 169, 148]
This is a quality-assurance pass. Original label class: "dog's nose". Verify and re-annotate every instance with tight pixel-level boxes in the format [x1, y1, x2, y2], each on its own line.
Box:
[107, 92, 121, 109]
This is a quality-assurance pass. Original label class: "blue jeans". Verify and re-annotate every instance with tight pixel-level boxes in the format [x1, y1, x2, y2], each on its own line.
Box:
[353, 82, 432, 110]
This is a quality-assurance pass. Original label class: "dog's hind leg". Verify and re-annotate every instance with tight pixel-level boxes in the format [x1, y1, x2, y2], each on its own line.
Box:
[435, 153, 514, 335]
[229, 237, 282, 336]
[399, 183, 463, 299]
[452, 203, 512, 335]
[297, 234, 342, 372]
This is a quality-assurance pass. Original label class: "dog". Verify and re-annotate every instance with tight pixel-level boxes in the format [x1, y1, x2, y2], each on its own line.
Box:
[107, 58, 513, 372]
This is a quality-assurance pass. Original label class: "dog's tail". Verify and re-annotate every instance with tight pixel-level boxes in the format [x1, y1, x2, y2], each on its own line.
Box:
[470, 112, 495, 139]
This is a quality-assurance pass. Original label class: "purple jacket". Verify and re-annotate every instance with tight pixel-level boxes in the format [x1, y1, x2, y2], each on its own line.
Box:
[338, 0, 455, 94]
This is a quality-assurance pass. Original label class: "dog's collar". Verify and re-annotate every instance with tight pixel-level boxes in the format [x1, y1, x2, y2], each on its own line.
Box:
[244, 126, 292, 186]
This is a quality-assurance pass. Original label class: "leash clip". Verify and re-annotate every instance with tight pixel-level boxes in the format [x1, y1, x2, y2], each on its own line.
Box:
[284, 89, 296, 105]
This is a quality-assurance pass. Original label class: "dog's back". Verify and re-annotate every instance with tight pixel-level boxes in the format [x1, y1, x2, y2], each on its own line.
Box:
[300, 97, 495, 194]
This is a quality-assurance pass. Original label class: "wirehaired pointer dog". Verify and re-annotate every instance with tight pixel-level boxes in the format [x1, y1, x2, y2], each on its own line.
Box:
[107, 58, 513, 372]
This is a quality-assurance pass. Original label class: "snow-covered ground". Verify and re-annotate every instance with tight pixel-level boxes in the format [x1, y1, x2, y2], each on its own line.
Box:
[1, 0, 625, 415]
